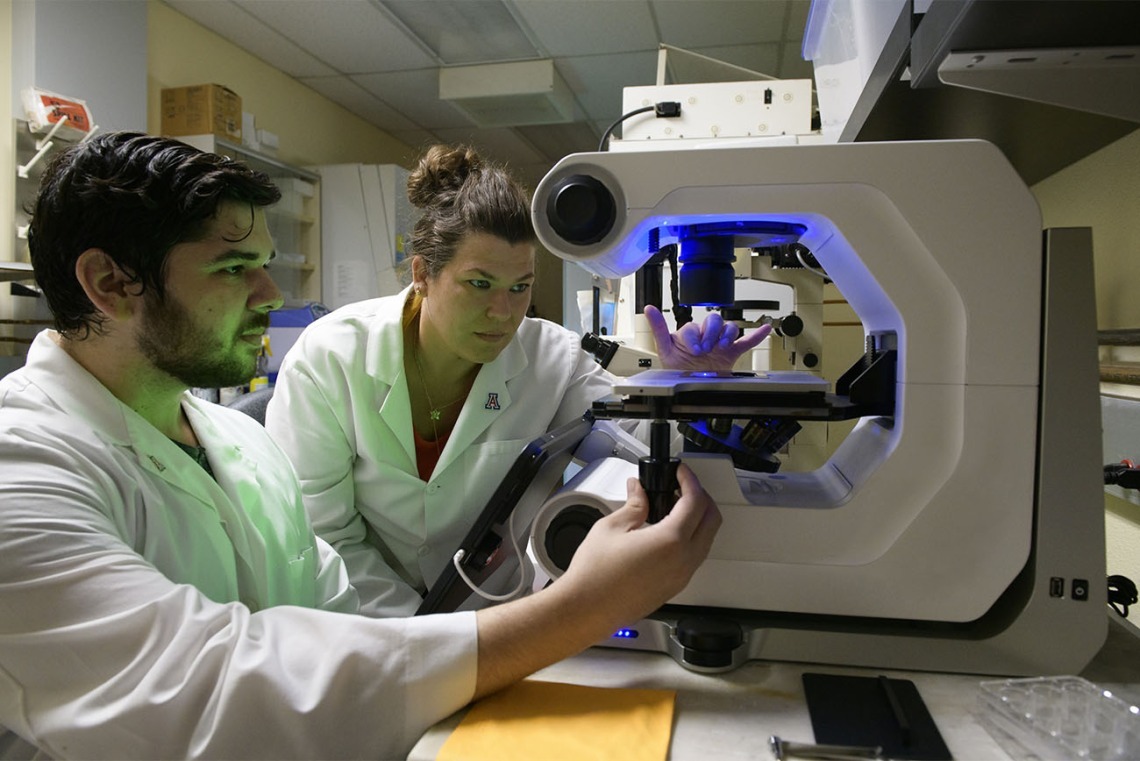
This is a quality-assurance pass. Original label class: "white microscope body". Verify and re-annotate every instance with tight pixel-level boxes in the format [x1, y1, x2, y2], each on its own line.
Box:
[530, 140, 1106, 675]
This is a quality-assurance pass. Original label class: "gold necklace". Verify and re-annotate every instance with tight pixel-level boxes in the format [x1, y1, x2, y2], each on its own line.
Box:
[412, 331, 467, 425]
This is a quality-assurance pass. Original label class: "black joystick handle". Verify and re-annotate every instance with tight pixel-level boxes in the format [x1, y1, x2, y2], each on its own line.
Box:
[639, 456, 680, 524]
[640, 417, 677, 523]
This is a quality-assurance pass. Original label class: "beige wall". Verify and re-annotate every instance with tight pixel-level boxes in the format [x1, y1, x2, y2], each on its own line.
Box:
[1032, 127, 1140, 591]
[1, 0, 13, 265]
[1, 0, 15, 358]
[1033, 130, 1140, 331]
[147, 1, 411, 169]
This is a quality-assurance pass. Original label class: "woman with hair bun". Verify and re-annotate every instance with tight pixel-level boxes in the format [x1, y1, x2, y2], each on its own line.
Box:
[266, 144, 767, 616]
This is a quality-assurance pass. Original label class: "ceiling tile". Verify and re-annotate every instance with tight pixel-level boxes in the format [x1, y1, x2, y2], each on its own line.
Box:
[235, 0, 437, 73]
[391, 128, 447, 157]
[786, 0, 813, 39]
[165, 0, 338, 77]
[511, 0, 658, 57]
[668, 44, 783, 82]
[652, 0, 790, 47]
[515, 121, 603, 162]
[300, 75, 421, 132]
[781, 44, 816, 81]
[556, 52, 661, 123]
[352, 70, 474, 130]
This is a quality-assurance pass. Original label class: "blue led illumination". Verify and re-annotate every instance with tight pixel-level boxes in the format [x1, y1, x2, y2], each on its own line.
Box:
[612, 628, 640, 639]
[589, 214, 814, 280]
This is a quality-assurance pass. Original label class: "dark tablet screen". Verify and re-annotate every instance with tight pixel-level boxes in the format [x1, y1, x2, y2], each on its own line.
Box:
[416, 413, 594, 615]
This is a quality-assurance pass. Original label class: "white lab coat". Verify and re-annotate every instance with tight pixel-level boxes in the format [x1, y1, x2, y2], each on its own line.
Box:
[266, 287, 615, 616]
[0, 332, 477, 760]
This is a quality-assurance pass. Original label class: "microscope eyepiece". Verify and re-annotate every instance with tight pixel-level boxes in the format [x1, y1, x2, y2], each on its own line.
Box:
[545, 174, 616, 246]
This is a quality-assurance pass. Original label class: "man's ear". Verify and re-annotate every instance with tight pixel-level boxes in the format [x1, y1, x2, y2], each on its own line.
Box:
[74, 249, 140, 322]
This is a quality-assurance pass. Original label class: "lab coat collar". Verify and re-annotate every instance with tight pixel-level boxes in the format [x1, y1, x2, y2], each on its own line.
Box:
[362, 287, 414, 385]
[22, 331, 144, 448]
[21, 332, 260, 526]
[362, 288, 417, 469]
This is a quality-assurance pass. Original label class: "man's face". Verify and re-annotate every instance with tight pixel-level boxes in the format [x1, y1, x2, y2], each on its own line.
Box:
[136, 201, 283, 389]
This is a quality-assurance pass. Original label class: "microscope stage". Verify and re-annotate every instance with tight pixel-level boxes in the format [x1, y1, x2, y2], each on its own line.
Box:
[612, 369, 830, 397]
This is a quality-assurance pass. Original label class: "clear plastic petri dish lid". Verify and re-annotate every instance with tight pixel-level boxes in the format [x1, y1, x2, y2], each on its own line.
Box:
[976, 676, 1140, 760]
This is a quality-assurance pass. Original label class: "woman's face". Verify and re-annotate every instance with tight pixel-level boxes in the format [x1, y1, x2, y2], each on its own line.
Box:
[415, 232, 536, 366]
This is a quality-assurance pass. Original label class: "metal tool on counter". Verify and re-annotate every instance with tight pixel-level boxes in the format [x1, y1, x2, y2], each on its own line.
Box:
[769, 735, 884, 761]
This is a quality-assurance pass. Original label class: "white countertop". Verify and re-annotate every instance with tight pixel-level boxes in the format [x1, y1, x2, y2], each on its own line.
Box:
[410, 612, 1140, 760]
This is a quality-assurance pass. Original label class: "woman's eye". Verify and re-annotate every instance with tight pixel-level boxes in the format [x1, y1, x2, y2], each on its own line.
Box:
[510, 283, 531, 293]
[468, 279, 491, 289]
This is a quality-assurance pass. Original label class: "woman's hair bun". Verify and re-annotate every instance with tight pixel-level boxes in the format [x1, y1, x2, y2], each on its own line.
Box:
[407, 144, 485, 209]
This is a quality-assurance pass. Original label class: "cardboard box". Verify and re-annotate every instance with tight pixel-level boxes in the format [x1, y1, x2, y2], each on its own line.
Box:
[161, 84, 242, 142]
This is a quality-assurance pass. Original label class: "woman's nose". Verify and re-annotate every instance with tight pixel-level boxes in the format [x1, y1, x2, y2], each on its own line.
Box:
[486, 290, 512, 320]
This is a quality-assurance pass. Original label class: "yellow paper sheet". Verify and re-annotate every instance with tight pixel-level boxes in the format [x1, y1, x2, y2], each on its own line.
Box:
[437, 680, 676, 761]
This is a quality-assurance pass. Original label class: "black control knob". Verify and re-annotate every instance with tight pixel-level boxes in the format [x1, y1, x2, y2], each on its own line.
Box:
[545, 174, 616, 245]
[675, 617, 744, 669]
[778, 313, 804, 337]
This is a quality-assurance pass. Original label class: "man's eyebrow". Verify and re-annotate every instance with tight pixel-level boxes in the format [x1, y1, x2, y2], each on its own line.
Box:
[209, 248, 277, 265]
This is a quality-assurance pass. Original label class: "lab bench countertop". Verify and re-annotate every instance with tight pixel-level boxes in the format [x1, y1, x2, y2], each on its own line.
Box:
[409, 611, 1140, 760]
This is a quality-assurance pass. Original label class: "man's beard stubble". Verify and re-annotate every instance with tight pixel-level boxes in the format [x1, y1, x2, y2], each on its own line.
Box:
[136, 293, 267, 390]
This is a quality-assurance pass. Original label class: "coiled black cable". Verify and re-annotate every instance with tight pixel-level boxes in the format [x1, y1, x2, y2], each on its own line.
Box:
[1108, 575, 1137, 618]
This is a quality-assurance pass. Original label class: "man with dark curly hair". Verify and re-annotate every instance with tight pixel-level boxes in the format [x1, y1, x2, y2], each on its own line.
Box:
[0, 132, 720, 759]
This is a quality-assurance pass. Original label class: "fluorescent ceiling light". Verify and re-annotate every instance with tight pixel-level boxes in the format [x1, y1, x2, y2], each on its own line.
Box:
[380, 0, 538, 65]
[440, 59, 576, 128]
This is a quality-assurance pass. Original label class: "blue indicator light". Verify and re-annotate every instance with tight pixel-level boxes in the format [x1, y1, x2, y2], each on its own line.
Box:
[612, 628, 639, 639]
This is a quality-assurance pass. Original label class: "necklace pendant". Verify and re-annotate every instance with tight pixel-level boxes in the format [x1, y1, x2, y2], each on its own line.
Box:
[430, 409, 442, 421]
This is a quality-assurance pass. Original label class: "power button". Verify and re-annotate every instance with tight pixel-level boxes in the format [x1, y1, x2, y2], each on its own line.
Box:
[1072, 578, 1090, 601]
